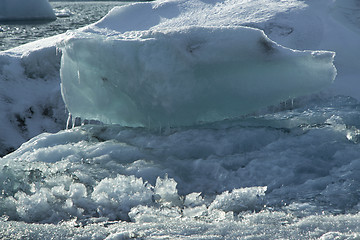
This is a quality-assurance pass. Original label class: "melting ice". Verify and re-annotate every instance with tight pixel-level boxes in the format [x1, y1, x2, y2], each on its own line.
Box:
[1, 0, 360, 239]
[60, 26, 335, 127]
[59, 0, 337, 127]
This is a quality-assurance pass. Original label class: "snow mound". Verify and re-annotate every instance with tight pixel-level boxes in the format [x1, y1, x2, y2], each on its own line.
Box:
[0, 36, 67, 157]
[59, 2, 336, 127]
[0, 0, 56, 22]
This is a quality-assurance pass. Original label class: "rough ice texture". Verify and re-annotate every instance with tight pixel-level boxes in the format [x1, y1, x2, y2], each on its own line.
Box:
[2, 95, 360, 238]
[59, 2, 336, 127]
[0, 0, 56, 21]
[0, 36, 67, 156]
[1, 0, 360, 238]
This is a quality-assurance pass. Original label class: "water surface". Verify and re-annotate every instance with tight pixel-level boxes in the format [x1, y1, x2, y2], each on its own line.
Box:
[0, 1, 129, 51]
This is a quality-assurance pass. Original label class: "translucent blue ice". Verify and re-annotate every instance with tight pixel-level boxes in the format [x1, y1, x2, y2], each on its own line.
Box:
[60, 26, 336, 127]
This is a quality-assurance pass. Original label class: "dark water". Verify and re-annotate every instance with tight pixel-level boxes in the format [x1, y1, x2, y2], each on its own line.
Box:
[0, 1, 129, 51]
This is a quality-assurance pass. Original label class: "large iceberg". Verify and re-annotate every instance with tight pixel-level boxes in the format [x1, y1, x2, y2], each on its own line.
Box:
[1, 0, 358, 154]
[59, 1, 336, 127]
[0, 0, 56, 22]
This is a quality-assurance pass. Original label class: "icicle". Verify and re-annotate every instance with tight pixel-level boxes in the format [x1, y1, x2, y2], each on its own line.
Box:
[71, 117, 81, 128]
[75, 117, 82, 127]
[77, 69, 81, 84]
[166, 122, 171, 135]
[66, 113, 72, 130]
[55, 47, 60, 56]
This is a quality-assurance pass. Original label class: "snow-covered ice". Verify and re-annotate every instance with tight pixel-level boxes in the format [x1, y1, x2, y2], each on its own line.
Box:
[58, 0, 360, 127]
[0, 36, 67, 156]
[1, 0, 360, 239]
[0, 0, 56, 22]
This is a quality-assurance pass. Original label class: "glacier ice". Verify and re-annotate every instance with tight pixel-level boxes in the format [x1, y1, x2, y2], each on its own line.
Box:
[0, 0, 56, 22]
[2, 0, 360, 238]
[60, 25, 336, 127]
[2, 0, 360, 154]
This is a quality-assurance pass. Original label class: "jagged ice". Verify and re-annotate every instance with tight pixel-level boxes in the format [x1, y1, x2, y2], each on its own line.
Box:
[1, 0, 360, 239]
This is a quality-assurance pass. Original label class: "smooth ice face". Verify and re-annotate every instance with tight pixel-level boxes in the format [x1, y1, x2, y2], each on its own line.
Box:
[60, 26, 336, 127]
[0, 0, 55, 21]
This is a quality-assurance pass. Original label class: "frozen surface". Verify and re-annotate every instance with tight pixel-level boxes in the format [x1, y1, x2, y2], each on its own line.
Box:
[2, 95, 360, 239]
[1, 0, 360, 239]
[0, 0, 56, 22]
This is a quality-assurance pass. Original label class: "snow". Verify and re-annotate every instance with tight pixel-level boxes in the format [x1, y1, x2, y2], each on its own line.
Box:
[1, 0, 360, 239]
[59, 1, 336, 127]
[250, 0, 360, 98]
[0, 35, 67, 156]
[0, 0, 56, 22]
